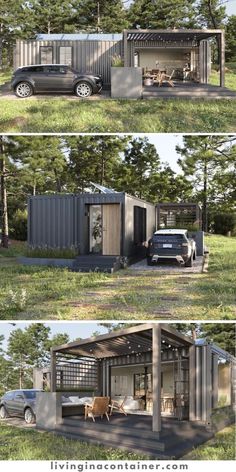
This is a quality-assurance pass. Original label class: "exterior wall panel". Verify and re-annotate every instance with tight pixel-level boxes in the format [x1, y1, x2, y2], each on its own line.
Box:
[28, 195, 77, 248]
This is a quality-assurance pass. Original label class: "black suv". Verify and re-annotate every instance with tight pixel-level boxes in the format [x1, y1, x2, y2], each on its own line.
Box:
[0, 389, 42, 424]
[147, 229, 197, 267]
[11, 64, 103, 98]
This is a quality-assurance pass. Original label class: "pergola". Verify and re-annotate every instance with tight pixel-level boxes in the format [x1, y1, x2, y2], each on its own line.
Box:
[123, 29, 225, 87]
[50, 324, 194, 435]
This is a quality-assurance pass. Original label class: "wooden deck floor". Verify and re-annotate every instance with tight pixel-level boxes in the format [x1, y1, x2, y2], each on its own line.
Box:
[142, 82, 236, 99]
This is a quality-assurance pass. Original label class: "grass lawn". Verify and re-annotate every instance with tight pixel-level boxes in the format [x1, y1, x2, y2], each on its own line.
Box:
[0, 234, 235, 320]
[0, 97, 236, 133]
[0, 423, 147, 460]
[182, 425, 236, 460]
[0, 65, 235, 133]
[210, 65, 236, 91]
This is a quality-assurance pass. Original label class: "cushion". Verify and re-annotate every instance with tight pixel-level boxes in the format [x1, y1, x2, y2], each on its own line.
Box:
[68, 396, 80, 403]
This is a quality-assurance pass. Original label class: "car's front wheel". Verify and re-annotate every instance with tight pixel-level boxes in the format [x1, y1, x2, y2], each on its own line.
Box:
[24, 408, 35, 424]
[14, 82, 33, 98]
[0, 405, 8, 419]
[75, 82, 93, 98]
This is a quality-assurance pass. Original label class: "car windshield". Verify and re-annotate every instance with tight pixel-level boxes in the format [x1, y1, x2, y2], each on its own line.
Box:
[23, 390, 38, 399]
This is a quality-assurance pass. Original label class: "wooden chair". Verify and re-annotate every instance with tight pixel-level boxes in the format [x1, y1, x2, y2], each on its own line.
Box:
[109, 396, 128, 416]
[157, 70, 175, 88]
[84, 397, 110, 422]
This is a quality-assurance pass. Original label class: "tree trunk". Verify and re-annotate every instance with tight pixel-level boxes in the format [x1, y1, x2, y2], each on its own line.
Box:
[19, 356, 23, 389]
[203, 159, 208, 232]
[0, 138, 9, 248]
[206, 0, 220, 64]
[53, 167, 62, 193]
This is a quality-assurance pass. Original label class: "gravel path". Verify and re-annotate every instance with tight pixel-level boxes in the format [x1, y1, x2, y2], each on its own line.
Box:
[129, 256, 203, 274]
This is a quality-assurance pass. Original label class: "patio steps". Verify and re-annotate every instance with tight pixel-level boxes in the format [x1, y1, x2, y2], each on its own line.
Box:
[142, 85, 236, 99]
[53, 418, 167, 458]
[51, 416, 216, 459]
[73, 255, 121, 273]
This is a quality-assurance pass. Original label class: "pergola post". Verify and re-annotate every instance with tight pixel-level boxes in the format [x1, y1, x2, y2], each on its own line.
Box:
[189, 345, 196, 421]
[50, 349, 57, 392]
[219, 30, 225, 88]
[152, 324, 161, 435]
[212, 354, 219, 409]
[123, 30, 128, 67]
[202, 345, 212, 424]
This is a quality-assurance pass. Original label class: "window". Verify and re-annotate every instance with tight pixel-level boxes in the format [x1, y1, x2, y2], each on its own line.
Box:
[44, 65, 68, 75]
[22, 66, 45, 73]
[4, 392, 14, 400]
[134, 373, 152, 397]
[40, 46, 53, 64]
[23, 390, 38, 399]
[134, 206, 147, 244]
[59, 46, 72, 66]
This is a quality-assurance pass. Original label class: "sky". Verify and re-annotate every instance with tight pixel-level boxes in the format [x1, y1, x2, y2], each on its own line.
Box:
[0, 322, 109, 352]
[132, 134, 184, 172]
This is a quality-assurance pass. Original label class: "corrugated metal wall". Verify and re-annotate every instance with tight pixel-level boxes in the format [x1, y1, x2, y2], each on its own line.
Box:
[14, 39, 123, 84]
[199, 40, 211, 83]
[28, 195, 77, 248]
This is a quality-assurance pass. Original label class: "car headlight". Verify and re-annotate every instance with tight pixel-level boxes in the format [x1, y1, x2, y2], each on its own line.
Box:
[94, 76, 101, 80]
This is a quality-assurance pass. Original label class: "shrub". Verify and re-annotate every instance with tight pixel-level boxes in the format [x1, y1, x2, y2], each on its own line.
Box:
[213, 213, 236, 235]
[10, 209, 27, 241]
[111, 54, 124, 67]
[26, 246, 78, 259]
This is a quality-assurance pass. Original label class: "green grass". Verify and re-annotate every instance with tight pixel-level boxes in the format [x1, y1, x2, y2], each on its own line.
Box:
[0, 423, 147, 460]
[0, 97, 235, 133]
[210, 68, 236, 91]
[182, 425, 236, 460]
[0, 234, 235, 320]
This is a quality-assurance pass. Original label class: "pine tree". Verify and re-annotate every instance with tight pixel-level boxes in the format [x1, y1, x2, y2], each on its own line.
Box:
[196, 0, 227, 63]
[176, 136, 236, 231]
[128, 0, 196, 29]
[24, 0, 77, 35]
[72, 0, 129, 33]
[66, 135, 128, 192]
[225, 15, 236, 62]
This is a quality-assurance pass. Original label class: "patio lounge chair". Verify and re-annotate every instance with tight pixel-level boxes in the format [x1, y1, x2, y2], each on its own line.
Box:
[156, 70, 175, 87]
[84, 396, 110, 422]
[109, 396, 128, 416]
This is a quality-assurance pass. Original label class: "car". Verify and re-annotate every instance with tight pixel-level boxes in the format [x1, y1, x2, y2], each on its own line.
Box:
[11, 64, 103, 98]
[0, 389, 42, 424]
[147, 229, 197, 267]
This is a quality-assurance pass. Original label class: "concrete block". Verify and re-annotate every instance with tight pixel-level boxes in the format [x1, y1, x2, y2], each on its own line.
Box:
[36, 392, 62, 429]
[111, 67, 142, 98]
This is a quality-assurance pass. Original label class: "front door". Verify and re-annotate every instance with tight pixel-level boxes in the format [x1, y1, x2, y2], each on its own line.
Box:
[89, 204, 121, 256]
